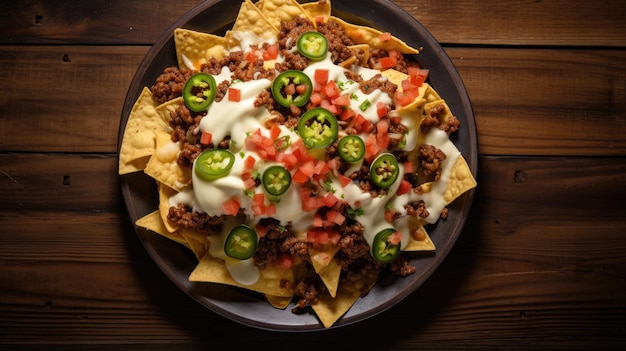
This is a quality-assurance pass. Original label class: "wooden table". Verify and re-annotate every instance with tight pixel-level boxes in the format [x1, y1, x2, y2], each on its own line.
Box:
[1, 0, 625, 349]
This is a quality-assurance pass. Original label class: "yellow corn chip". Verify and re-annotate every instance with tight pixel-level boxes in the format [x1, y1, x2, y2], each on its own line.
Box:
[301, 0, 332, 20]
[179, 228, 210, 261]
[444, 155, 477, 205]
[329, 16, 420, 54]
[227, 0, 279, 46]
[135, 210, 188, 246]
[118, 87, 169, 175]
[157, 182, 179, 233]
[260, 0, 315, 29]
[189, 253, 295, 297]
[174, 28, 228, 71]
[143, 129, 191, 191]
[312, 268, 379, 328]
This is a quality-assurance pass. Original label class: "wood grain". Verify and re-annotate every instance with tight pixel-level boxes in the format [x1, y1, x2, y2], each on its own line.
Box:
[1, 154, 625, 347]
[1, 46, 624, 156]
[2, 0, 625, 46]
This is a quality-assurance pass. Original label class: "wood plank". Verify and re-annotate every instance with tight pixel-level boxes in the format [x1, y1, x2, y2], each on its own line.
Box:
[1, 46, 624, 156]
[1, 0, 625, 47]
[1, 155, 625, 347]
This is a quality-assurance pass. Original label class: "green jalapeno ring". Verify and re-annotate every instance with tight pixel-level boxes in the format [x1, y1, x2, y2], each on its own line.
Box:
[271, 70, 313, 108]
[369, 153, 399, 188]
[297, 31, 329, 61]
[338, 135, 365, 163]
[224, 224, 258, 260]
[297, 107, 338, 149]
[194, 148, 235, 181]
[183, 72, 217, 112]
[371, 228, 401, 263]
[262, 165, 292, 198]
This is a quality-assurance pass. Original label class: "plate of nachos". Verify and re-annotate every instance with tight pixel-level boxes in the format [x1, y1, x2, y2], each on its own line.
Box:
[118, 0, 477, 331]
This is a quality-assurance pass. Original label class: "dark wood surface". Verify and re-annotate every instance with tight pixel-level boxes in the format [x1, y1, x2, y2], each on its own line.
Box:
[1, 0, 625, 349]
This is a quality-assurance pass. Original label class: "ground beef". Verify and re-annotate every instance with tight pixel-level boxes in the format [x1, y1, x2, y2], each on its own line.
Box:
[292, 274, 327, 312]
[151, 67, 195, 104]
[389, 255, 417, 276]
[278, 16, 315, 50]
[167, 203, 226, 233]
[359, 74, 397, 95]
[420, 102, 461, 135]
[367, 48, 420, 74]
[418, 144, 446, 181]
[317, 21, 356, 64]
[253, 218, 305, 269]
[404, 200, 429, 219]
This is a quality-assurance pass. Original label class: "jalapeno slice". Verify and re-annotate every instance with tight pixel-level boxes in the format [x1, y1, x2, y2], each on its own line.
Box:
[224, 224, 257, 260]
[183, 72, 217, 112]
[369, 153, 399, 188]
[297, 31, 328, 61]
[194, 148, 235, 181]
[297, 107, 338, 149]
[371, 228, 401, 263]
[271, 70, 313, 108]
[262, 165, 291, 198]
[338, 135, 365, 163]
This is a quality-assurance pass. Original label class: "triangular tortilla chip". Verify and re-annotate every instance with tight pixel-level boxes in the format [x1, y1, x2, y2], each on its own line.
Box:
[402, 219, 436, 251]
[312, 267, 379, 328]
[301, 0, 332, 20]
[135, 210, 188, 246]
[189, 252, 295, 297]
[143, 129, 191, 191]
[119, 87, 169, 175]
[174, 28, 228, 71]
[444, 155, 477, 205]
[157, 182, 179, 233]
[260, 0, 315, 29]
[309, 245, 341, 297]
[227, 0, 279, 47]
[179, 228, 210, 260]
[329, 16, 420, 54]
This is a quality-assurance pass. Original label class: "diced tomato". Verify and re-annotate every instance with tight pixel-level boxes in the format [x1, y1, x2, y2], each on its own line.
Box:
[403, 161, 414, 174]
[277, 254, 295, 270]
[323, 80, 340, 98]
[338, 174, 352, 187]
[379, 56, 398, 69]
[265, 203, 276, 217]
[228, 87, 241, 102]
[221, 198, 241, 216]
[244, 155, 256, 170]
[313, 213, 324, 227]
[333, 94, 351, 107]
[322, 192, 338, 207]
[384, 208, 397, 223]
[256, 224, 268, 238]
[200, 131, 212, 145]
[270, 123, 281, 141]
[262, 43, 279, 60]
[314, 69, 329, 85]
[245, 50, 257, 62]
[376, 119, 390, 150]
[354, 113, 373, 133]
[277, 152, 298, 169]
[315, 15, 326, 24]
[309, 92, 323, 106]
[376, 101, 388, 118]
[364, 134, 381, 162]
[388, 50, 399, 58]
[298, 160, 316, 177]
[313, 160, 330, 176]
[379, 32, 392, 42]
[320, 99, 339, 115]
[292, 169, 309, 184]
[396, 179, 412, 195]
[340, 108, 355, 121]
[325, 210, 345, 226]
[243, 177, 256, 190]
[388, 231, 403, 245]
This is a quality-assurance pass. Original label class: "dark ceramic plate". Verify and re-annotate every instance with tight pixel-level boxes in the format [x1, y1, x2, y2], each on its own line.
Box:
[118, 0, 477, 331]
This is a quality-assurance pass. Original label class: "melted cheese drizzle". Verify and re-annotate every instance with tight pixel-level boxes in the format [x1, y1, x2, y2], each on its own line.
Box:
[166, 32, 461, 285]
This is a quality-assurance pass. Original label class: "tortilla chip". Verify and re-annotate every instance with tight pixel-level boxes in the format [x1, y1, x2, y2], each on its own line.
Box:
[403, 218, 436, 251]
[154, 97, 182, 126]
[135, 210, 188, 246]
[189, 253, 295, 297]
[301, 0, 332, 20]
[227, 0, 279, 46]
[265, 294, 293, 309]
[259, 0, 315, 29]
[174, 28, 228, 71]
[347, 44, 370, 66]
[444, 155, 477, 205]
[119, 87, 168, 175]
[179, 228, 210, 260]
[157, 182, 179, 233]
[309, 245, 341, 297]
[329, 16, 420, 55]
[143, 129, 191, 191]
[425, 99, 454, 124]
[312, 268, 379, 328]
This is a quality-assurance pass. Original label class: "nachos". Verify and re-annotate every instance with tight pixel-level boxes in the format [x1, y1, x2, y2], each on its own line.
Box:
[119, 0, 476, 328]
